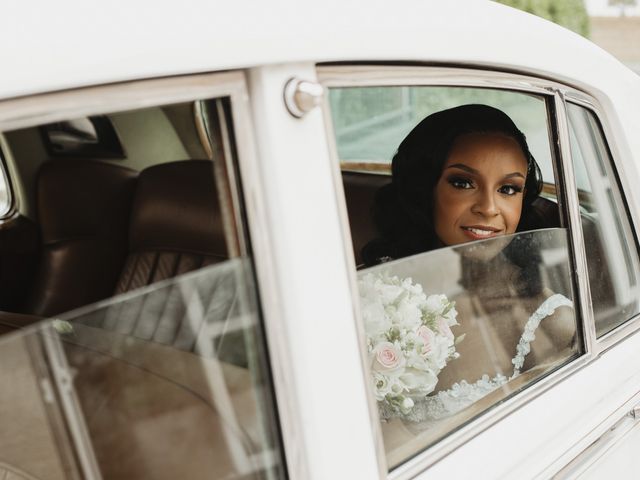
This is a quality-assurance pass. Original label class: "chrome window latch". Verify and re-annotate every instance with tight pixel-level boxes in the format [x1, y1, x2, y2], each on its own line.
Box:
[632, 404, 640, 419]
[284, 78, 324, 118]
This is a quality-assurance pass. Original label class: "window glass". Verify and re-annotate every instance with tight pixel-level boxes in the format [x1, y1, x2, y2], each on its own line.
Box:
[329, 85, 580, 468]
[330, 86, 556, 184]
[0, 94, 284, 479]
[363, 230, 579, 467]
[567, 103, 640, 337]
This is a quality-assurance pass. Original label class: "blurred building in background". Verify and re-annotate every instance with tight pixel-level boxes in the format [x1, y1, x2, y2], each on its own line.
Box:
[497, 0, 640, 74]
[589, 0, 640, 74]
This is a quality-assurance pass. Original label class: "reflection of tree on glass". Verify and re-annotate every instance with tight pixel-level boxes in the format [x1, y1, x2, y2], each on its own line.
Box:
[360, 105, 578, 428]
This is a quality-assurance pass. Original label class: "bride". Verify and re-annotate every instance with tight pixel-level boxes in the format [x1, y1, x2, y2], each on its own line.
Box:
[361, 104, 578, 428]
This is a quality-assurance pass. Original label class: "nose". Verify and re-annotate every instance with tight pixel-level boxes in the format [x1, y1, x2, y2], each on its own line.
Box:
[471, 189, 500, 217]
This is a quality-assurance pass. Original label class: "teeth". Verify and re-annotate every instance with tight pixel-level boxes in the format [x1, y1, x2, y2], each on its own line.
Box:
[466, 227, 494, 236]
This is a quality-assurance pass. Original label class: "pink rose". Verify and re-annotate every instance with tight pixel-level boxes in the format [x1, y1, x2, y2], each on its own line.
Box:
[437, 317, 454, 341]
[417, 326, 435, 355]
[373, 342, 403, 371]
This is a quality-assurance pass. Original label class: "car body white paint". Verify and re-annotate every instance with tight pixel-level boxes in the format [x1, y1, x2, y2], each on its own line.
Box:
[2, 1, 640, 479]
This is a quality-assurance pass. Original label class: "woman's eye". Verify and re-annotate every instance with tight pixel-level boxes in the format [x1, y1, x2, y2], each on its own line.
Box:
[498, 184, 523, 196]
[448, 177, 473, 189]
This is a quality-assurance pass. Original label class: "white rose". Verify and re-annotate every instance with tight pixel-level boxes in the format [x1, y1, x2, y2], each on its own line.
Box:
[372, 342, 406, 372]
[399, 368, 439, 395]
[372, 371, 392, 401]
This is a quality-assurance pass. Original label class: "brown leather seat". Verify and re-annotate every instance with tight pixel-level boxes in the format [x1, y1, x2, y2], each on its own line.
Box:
[114, 159, 228, 293]
[76, 160, 231, 347]
[24, 159, 137, 317]
[342, 171, 391, 267]
[1, 159, 229, 342]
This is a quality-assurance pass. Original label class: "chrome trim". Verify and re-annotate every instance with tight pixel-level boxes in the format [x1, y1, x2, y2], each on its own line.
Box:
[317, 64, 601, 477]
[552, 389, 640, 478]
[553, 91, 598, 357]
[0, 150, 13, 219]
[283, 78, 324, 118]
[193, 100, 215, 160]
[0, 133, 24, 219]
[319, 85, 389, 478]
[0, 137, 17, 220]
[0, 72, 299, 478]
[319, 65, 562, 94]
[563, 91, 600, 110]
[194, 99, 244, 257]
[214, 99, 245, 258]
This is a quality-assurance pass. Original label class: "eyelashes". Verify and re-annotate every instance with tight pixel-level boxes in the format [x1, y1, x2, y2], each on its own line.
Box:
[499, 184, 523, 195]
[446, 175, 523, 196]
[447, 176, 473, 189]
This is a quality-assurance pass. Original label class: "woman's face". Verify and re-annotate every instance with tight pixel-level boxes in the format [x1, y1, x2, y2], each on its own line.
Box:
[433, 132, 528, 247]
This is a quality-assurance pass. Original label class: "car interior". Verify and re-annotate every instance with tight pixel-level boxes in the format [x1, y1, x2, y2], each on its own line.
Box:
[0, 103, 233, 331]
[0, 99, 285, 480]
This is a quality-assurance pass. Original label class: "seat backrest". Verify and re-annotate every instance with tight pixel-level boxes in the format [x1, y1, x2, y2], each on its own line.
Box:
[342, 171, 391, 267]
[25, 160, 137, 317]
[518, 196, 561, 231]
[114, 159, 228, 294]
[78, 160, 231, 347]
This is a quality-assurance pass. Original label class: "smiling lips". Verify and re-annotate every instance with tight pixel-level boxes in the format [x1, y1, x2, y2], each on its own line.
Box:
[461, 225, 502, 240]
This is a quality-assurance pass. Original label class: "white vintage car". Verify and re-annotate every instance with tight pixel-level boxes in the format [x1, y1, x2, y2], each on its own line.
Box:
[1, 1, 640, 479]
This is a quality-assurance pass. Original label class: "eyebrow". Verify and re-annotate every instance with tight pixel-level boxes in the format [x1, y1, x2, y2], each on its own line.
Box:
[446, 163, 526, 180]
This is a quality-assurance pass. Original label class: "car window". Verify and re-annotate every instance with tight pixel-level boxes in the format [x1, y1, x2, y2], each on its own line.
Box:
[0, 89, 285, 479]
[328, 83, 581, 469]
[566, 103, 640, 337]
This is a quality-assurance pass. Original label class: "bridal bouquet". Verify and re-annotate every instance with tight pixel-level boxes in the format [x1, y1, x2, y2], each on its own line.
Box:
[359, 271, 461, 419]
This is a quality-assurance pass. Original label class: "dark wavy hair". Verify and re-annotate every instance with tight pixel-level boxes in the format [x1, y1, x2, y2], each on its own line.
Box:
[362, 104, 543, 266]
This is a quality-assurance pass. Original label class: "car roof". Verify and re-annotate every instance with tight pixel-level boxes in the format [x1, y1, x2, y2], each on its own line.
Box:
[2, 0, 637, 99]
[4, 0, 640, 169]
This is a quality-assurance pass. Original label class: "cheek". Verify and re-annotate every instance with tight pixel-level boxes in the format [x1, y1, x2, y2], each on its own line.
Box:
[504, 200, 524, 232]
[433, 184, 465, 231]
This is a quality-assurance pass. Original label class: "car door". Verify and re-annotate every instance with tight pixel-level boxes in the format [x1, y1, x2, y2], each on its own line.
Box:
[318, 64, 640, 479]
[0, 72, 290, 480]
